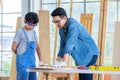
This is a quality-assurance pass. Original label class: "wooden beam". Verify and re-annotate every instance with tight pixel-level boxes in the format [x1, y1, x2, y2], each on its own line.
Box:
[98, 0, 108, 80]
[70, 0, 73, 18]
[67, 0, 73, 66]
[10, 17, 21, 80]
[53, 0, 61, 62]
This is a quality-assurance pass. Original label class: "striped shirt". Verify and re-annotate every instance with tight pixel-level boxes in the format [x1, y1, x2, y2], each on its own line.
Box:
[13, 27, 37, 55]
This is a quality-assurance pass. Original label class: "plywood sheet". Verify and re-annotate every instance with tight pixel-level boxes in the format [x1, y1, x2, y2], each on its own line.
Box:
[112, 22, 120, 80]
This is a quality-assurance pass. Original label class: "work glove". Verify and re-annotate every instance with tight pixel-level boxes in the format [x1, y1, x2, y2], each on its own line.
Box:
[53, 61, 66, 67]
[38, 61, 44, 67]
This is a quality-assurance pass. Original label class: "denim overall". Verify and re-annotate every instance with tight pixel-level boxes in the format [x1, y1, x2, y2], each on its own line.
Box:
[16, 28, 37, 80]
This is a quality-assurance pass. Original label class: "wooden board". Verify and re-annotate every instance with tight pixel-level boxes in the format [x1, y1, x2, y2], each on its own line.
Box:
[111, 22, 120, 80]
[98, 0, 108, 80]
[38, 10, 50, 64]
[38, 10, 50, 80]
[80, 13, 93, 35]
[29, 67, 56, 70]
[53, 0, 61, 62]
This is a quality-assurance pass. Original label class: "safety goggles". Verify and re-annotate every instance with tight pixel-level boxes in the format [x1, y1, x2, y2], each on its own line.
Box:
[26, 22, 37, 26]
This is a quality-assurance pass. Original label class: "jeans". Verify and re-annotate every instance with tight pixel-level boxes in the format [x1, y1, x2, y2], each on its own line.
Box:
[79, 55, 98, 80]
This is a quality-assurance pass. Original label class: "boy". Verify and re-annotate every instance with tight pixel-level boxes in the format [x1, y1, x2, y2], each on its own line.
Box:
[11, 12, 43, 80]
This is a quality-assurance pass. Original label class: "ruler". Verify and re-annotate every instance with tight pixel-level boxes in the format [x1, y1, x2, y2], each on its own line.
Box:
[89, 66, 120, 71]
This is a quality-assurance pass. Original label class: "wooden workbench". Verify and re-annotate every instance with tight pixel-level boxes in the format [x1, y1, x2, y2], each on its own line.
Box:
[27, 67, 120, 80]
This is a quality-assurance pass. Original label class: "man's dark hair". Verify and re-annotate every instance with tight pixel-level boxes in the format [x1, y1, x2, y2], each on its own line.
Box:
[25, 12, 39, 24]
[51, 7, 67, 18]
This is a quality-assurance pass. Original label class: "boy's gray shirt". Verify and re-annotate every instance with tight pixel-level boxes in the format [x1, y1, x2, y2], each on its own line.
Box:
[13, 27, 37, 55]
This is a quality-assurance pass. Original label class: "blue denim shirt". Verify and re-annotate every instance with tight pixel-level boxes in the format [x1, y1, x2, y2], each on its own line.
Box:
[58, 18, 99, 66]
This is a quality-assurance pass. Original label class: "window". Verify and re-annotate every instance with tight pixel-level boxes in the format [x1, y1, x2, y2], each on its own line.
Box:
[0, 0, 22, 76]
[104, 1, 118, 65]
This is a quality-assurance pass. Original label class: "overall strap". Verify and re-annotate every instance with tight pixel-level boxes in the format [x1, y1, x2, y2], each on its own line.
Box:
[33, 30, 37, 41]
[21, 28, 29, 41]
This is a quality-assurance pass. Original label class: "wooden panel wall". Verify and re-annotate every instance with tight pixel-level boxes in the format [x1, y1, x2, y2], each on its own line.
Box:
[10, 17, 21, 80]
[111, 22, 120, 80]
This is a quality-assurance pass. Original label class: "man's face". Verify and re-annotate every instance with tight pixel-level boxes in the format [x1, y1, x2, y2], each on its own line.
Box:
[52, 16, 67, 28]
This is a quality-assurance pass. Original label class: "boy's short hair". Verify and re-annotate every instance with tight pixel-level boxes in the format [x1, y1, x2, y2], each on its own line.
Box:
[25, 12, 39, 24]
[51, 7, 67, 18]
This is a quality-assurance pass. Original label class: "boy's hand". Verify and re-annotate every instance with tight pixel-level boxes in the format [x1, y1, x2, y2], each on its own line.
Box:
[38, 61, 44, 67]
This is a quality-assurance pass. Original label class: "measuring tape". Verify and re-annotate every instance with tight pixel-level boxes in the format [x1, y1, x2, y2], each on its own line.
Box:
[89, 66, 120, 71]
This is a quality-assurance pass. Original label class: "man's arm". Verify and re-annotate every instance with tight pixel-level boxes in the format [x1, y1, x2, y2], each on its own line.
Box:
[11, 42, 18, 54]
[36, 42, 42, 61]
[63, 54, 69, 62]
[56, 56, 62, 61]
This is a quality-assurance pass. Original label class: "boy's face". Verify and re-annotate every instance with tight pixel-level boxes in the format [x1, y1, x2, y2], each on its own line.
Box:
[52, 16, 67, 28]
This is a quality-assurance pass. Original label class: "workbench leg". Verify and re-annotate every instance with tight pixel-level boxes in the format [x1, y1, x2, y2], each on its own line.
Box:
[43, 73, 49, 80]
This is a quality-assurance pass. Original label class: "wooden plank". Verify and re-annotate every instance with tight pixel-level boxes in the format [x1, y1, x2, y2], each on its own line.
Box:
[70, 0, 73, 18]
[96, 0, 105, 79]
[38, 10, 50, 64]
[67, 0, 73, 66]
[0, 77, 9, 80]
[10, 17, 21, 80]
[58, 0, 60, 7]
[98, 0, 108, 80]
[53, 0, 61, 62]
[80, 13, 93, 35]
[38, 10, 50, 80]
[53, 27, 58, 62]
[111, 22, 120, 80]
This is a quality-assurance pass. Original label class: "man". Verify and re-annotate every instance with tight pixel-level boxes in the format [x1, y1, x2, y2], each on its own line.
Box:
[11, 12, 43, 80]
[51, 7, 99, 80]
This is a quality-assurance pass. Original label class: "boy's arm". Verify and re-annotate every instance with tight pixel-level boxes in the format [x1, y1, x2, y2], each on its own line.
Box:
[11, 42, 18, 54]
[36, 42, 42, 61]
